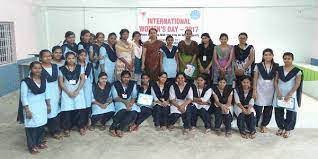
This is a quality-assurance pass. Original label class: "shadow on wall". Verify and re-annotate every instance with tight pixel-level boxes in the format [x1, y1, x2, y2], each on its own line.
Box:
[0, 57, 36, 97]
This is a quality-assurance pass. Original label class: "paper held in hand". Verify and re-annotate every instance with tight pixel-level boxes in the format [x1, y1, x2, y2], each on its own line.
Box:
[184, 64, 195, 77]
[277, 97, 295, 110]
[137, 93, 154, 106]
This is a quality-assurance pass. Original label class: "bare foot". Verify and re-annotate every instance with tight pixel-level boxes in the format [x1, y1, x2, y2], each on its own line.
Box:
[116, 130, 124, 137]
[283, 131, 290, 138]
[79, 128, 86, 136]
[249, 132, 256, 139]
[109, 129, 117, 137]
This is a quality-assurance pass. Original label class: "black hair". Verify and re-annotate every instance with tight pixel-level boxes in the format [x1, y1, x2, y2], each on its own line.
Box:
[52, 45, 62, 53]
[217, 77, 227, 82]
[38, 49, 51, 62]
[121, 70, 131, 78]
[119, 29, 129, 40]
[64, 31, 75, 44]
[200, 33, 214, 47]
[78, 49, 86, 55]
[98, 72, 108, 79]
[80, 29, 90, 42]
[64, 51, 77, 65]
[132, 31, 143, 46]
[158, 72, 168, 77]
[108, 32, 117, 39]
[184, 29, 192, 34]
[148, 28, 158, 34]
[196, 74, 206, 81]
[95, 32, 105, 40]
[262, 48, 274, 63]
[141, 72, 150, 78]
[283, 52, 294, 60]
[29, 61, 42, 77]
[175, 72, 187, 81]
[240, 75, 252, 82]
[219, 33, 228, 39]
[166, 35, 173, 41]
[238, 32, 248, 38]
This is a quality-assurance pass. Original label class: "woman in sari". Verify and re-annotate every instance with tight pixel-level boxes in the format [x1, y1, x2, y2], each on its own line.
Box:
[142, 28, 164, 81]
[115, 29, 135, 80]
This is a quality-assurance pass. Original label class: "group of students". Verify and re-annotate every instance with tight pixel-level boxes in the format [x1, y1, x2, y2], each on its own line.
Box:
[17, 28, 303, 154]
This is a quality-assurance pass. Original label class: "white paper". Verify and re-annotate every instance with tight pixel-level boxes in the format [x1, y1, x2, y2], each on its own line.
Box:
[184, 64, 195, 77]
[69, 80, 76, 85]
[277, 97, 295, 110]
[137, 93, 154, 106]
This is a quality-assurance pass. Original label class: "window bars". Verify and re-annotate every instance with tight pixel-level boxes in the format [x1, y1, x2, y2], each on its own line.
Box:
[0, 22, 16, 65]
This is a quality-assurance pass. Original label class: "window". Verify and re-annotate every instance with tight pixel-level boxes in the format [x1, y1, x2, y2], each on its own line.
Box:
[0, 22, 16, 65]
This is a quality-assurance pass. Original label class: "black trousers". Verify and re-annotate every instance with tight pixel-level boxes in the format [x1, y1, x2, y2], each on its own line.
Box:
[168, 106, 192, 129]
[135, 107, 153, 125]
[190, 105, 212, 129]
[110, 109, 138, 131]
[214, 106, 232, 132]
[153, 105, 170, 127]
[25, 126, 45, 151]
[254, 105, 273, 127]
[61, 109, 86, 130]
[237, 113, 256, 133]
[47, 114, 61, 135]
[91, 111, 115, 126]
[274, 107, 297, 131]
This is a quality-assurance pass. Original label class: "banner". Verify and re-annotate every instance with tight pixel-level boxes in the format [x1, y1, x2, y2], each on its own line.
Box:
[137, 8, 203, 44]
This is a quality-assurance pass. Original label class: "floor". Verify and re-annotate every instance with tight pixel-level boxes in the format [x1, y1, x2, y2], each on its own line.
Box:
[0, 91, 317, 159]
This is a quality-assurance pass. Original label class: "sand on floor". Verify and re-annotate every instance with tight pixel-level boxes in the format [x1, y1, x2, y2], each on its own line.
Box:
[0, 91, 317, 159]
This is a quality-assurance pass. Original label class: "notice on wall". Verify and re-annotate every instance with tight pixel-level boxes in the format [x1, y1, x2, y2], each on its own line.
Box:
[137, 8, 203, 44]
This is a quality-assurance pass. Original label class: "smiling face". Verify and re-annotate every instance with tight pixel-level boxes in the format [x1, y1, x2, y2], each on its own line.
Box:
[121, 74, 131, 84]
[201, 36, 209, 44]
[166, 37, 174, 46]
[31, 63, 43, 77]
[98, 75, 108, 85]
[219, 36, 228, 45]
[196, 77, 205, 88]
[238, 34, 247, 44]
[133, 33, 141, 42]
[149, 29, 157, 40]
[52, 48, 62, 61]
[185, 30, 192, 39]
[241, 78, 251, 90]
[66, 34, 75, 44]
[96, 34, 105, 43]
[263, 51, 274, 63]
[158, 73, 167, 84]
[78, 51, 86, 63]
[82, 32, 90, 43]
[41, 51, 52, 64]
[141, 75, 150, 85]
[176, 74, 186, 85]
[121, 31, 129, 41]
[108, 35, 117, 45]
[217, 79, 226, 90]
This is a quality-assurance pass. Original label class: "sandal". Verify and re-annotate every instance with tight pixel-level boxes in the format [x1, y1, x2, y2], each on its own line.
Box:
[276, 129, 284, 136]
[240, 131, 248, 139]
[79, 128, 86, 136]
[29, 147, 39, 154]
[116, 130, 123, 138]
[64, 130, 70, 137]
[249, 131, 256, 139]
[129, 124, 138, 132]
[260, 126, 267, 133]
[283, 131, 291, 138]
[109, 129, 117, 137]
[38, 143, 48, 149]
[52, 133, 62, 140]
[204, 128, 211, 134]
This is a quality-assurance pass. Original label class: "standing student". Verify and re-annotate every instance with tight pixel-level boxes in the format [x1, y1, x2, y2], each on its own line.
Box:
[90, 72, 115, 131]
[130, 73, 153, 131]
[100, 32, 118, 83]
[110, 71, 140, 137]
[142, 28, 164, 81]
[234, 32, 255, 82]
[132, 31, 143, 85]
[273, 52, 302, 138]
[168, 72, 193, 134]
[177, 29, 199, 79]
[58, 52, 86, 136]
[78, 49, 94, 132]
[39, 50, 62, 139]
[51, 46, 65, 68]
[92, 32, 105, 83]
[212, 77, 233, 137]
[234, 75, 256, 139]
[190, 75, 213, 133]
[78, 29, 93, 62]
[197, 33, 215, 83]
[19, 61, 50, 154]
[253, 48, 278, 132]
[161, 35, 178, 84]
[115, 29, 135, 80]
[212, 33, 235, 87]
[152, 72, 171, 130]
[61, 31, 78, 57]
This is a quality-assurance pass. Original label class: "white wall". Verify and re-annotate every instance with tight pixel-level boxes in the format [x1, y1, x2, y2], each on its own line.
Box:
[0, 0, 39, 60]
[11, 0, 318, 62]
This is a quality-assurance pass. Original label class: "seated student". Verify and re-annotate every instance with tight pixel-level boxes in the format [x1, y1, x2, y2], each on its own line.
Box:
[273, 52, 302, 138]
[168, 72, 193, 134]
[18, 61, 51, 154]
[39, 49, 62, 140]
[190, 74, 213, 133]
[110, 70, 140, 137]
[90, 72, 115, 131]
[78, 49, 94, 132]
[152, 72, 171, 131]
[253, 48, 278, 133]
[234, 75, 256, 139]
[58, 52, 86, 137]
[212, 77, 233, 137]
[130, 73, 153, 131]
